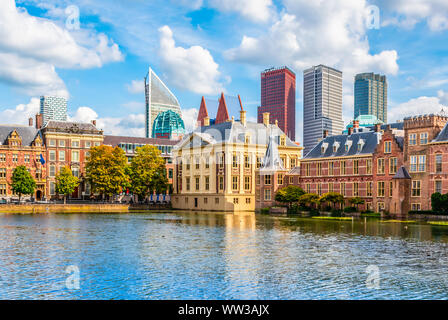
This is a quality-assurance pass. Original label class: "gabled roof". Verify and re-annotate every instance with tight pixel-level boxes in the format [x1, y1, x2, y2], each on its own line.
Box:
[0, 125, 41, 146]
[393, 166, 411, 179]
[259, 134, 285, 174]
[215, 93, 230, 124]
[433, 121, 448, 142]
[304, 131, 382, 159]
[197, 96, 209, 126]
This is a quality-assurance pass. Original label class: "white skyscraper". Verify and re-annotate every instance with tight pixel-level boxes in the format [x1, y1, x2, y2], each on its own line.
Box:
[303, 65, 344, 155]
[40, 96, 68, 125]
[144, 67, 182, 138]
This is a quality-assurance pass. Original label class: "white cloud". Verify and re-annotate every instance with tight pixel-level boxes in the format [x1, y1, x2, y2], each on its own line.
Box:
[181, 107, 199, 133]
[122, 101, 145, 111]
[438, 90, 448, 105]
[158, 25, 226, 95]
[0, 0, 123, 97]
[388, 95, 447, 122]
[380, 0, 448, 31]
[0, 97, 40, 125]
[208, 0, 275, 23]
[126, 80, 145, 94]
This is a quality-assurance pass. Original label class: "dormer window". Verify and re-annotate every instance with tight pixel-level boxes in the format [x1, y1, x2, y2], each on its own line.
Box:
[280, 136, 286, 146]
[245, 134, 251, 144]
[357, 139, 365, 152]
[345, 140, 352, 152]
[321, 142, 328, 154]
[333, 142, 340, 153]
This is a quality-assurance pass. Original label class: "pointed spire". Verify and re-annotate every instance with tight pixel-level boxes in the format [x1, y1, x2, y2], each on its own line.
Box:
[215, 92, 230, 124]
[259, 134, 284, 175]
[238, 94, 244, 111]
[197, 96, 209, 127]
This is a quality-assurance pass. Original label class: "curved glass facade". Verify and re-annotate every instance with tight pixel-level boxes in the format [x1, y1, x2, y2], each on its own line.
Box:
[152, 110, 186, 139]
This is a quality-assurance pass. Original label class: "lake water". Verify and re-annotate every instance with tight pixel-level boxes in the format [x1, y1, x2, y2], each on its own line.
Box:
[0, 211, 448, 300]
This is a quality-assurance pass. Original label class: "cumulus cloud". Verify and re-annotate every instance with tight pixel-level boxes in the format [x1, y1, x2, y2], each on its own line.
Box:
[208, 0, 275, 23]
[0, 98, 40, 125]
[181, 107, 199, 133]
[126, 80, 145, 94]
[0, 0, 123, 97]
[388, 94, 448, 122]
[158, 25, 226, 95]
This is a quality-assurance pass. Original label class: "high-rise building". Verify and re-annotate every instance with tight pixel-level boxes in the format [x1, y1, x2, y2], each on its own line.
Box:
[354, 73, 387, 123]
[39, 96, 67, 126]
[145, 67, 182, 138]
[303, 64, 344, 155]
[257, 66, 296, 141]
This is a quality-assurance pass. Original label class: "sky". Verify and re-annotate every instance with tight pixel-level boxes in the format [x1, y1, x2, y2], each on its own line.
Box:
[0, 0, 447, 144]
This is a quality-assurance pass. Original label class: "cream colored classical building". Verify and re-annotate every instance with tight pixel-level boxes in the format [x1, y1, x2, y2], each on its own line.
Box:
[172, 111, 303, 211]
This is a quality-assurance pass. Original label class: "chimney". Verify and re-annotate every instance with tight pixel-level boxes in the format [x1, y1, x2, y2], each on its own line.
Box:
[35, 114, 43, 129]
[348, 127, 354, 135]
[204, 117, 210, 126]
[231, 116, 235, 123]
[323, 129, 329, 138]
[240, 110, 246, 126]
[263, 112, 270, 126]
[28, 117, 33, 127]
[374, 123, 382, 132]
[353, 120, 360, 129]
[91, 120, 97, 126]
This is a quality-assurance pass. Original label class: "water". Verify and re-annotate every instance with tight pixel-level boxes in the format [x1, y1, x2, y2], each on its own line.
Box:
[0, 211, 448, 299]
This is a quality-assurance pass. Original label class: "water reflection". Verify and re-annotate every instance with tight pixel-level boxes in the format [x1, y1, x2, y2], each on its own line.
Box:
[0, 212, 448, 299]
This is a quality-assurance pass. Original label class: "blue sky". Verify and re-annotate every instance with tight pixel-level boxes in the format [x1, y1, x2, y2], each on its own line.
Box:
[0, 0, 447, 144]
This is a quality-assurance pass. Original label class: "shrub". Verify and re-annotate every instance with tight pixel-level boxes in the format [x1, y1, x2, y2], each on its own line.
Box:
[408, 210, 436, 215]
[344, 206, 357, 213]
[330, 209, 342, 217]
[287, 203, 301, 215]
[260, 207, 270, 215]
[309, 208, 320, 216]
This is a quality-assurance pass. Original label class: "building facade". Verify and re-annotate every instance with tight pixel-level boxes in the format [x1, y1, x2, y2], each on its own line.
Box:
[354, 73, 387, 123]
[0, 124, 46, 201]
[303, 65, 344, 156]
[172, 110, 302, 211]
[40, 96, 68, 125]
[41, 120, 103, 199]
[145, 67, 182, 138]
[257, 67, 296, 141]
[152, 110, 186, 140]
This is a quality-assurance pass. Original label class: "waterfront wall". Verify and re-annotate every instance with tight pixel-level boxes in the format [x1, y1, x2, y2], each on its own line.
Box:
[0, 203, 170, 213]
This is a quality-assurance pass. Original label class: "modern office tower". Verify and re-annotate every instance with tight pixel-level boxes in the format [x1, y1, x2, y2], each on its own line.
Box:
[302, 65, 344, 156]
[257, 66, 296, 141]
[39, 96, 67, 126]
[354, 73, 387, 123]
[144, 67, 182, 138]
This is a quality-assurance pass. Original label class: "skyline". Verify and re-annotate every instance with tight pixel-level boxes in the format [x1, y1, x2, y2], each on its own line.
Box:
[0, 0, 447, 145]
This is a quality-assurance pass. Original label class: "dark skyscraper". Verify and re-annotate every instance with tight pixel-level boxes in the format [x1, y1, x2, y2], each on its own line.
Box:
[354, 73, 387, 123]
[257, 66, 296, 141]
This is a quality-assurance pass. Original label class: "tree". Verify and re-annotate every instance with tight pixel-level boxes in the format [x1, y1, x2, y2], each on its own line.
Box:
[275, 185, 305, 207]
[319, 192, 344, 209]
[55, 167, 79, 204]
[298, 193, 320, 209]
[349, 197, 365, 211]
[85, 145, 129, 201]
[11, 165, 36, 202]
[431, 192, 448, 213]
[130, 145, 168, 200]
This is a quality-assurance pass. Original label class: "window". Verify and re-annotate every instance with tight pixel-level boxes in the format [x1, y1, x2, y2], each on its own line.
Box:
[232, 154, 238, 168]
[59, 151, 65, 161]
[244, 176, 250, 190]
[341, 182, 346, 196]
[0, 154, 5, 162]
[378, 181, 385, 197]
[317, 183, 322, 195]
[354, 160, 359, 175]
[195, 177, 200, 190]
[204, 198, 208, 204]
[366, 159, 372, 174]
[306, 183, 310, 193]
[389, 158, 397, 174]
[49, 139, 56, 147]
[257, 157, 262, 168]
[71, 140, 80, 148]
[411, 203, 421, 211]
[232, 176, 239, 190]
[412, 180, 421, 197]
[291, 158, 296, 168]
[233, 198, 239, 204]
[377, 158, 385, 174]
[264, 189, 271, 201]
[168, 169, 173, 179]
[436, 154, 443, 173]
[59, 140, 65, 147]
[244, 155, 250, 169]
[367, 182, 373, 197]
[420, 132, 428, 145]
[186, 158, 190, 170]
[245, 135, 251, 144]
[409, 133, 417, 145]
[205, 176, 209, 191]
[305, 163, 311, 176]
[12, 154, 18, 163]
[354, 182, 359, 196]
[389, 181, 393, 197]
[85, 141, 91, 148]
[0, 184, 6, 195]
[280, 157, 286, 168]
[72, 151, 79, 162]
[72, 167, 80, 178]
[50, 182, 55, 195]
[49, 165, 56, 177]
[0, 168, 6, 178]
[341, 161, 346, 175]
[186, 177, 190, 191]
[384, 141, 392, 153]
[24, 154, 30, 163]
[246, 198, 251, 204]
[215, 198, 219, 204]
[195, 157, 200, 170]
[410, 155, 426, 172]
[49, 150, 56, 161]
[289, 176, 294, 184]
[378, 202, 385, 212]
[435, 180, 442, 194]
[219, 176, 224, 190]
[264, 175, 271, 185]
[94, 142, 100, 147]
[205, 158, 209, 169]
[329, 162, 334, 175]
[278, 174, 283, 185]
[280, 136, 286, 146]
[329, 182, 334, 193]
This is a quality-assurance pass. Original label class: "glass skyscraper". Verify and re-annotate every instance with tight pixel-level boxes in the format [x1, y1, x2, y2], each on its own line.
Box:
[39, 96, 68, 125]
[144, 67, 182, 138]
[354, 73, 387, 123]
[303, 65, 344, 156]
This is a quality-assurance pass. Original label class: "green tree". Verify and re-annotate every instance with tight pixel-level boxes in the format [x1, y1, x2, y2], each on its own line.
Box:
[11, 165, 36, 202]
[130, 145, 168, 200]
[85, 145, 129, 201]
[298, 193, 320, 209]
[431, 192, 448, 213]
[319, 192, 344, 209]
[275, 185, 305, 207]
[349, 197, 365, 211]
[55, 166, 79, 204]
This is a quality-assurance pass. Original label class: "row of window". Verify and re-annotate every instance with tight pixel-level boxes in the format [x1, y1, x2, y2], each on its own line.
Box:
[48, 150, 82, 162]
[48, 165, 80, 178]
[182, 154, 297, 170]
[48, 139, 100, 148]
[181, 176, 252, 192]
[0, 153, 39, 163]
[408, 132, 428, 146]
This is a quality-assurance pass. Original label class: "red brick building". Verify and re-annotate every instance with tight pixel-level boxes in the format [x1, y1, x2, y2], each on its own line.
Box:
[258, 67, 296, 141]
